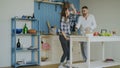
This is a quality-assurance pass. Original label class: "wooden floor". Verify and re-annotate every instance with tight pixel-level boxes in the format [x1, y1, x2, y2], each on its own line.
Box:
[4, 64, 120, 68]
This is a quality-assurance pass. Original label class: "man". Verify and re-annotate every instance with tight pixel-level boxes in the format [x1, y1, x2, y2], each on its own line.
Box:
[76, 6, 97, 62]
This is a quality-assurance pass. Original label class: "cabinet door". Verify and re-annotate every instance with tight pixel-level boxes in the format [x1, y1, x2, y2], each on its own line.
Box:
[50, 36, 62, 63]
[34, 2, 61, 34]
[72, 41, 82, 61]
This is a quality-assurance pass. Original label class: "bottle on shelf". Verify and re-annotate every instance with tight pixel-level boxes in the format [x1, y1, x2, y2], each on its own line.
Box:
[32, 13, 35, 19]
[23, 23, 28, 34]
[17, 38, 21, 48]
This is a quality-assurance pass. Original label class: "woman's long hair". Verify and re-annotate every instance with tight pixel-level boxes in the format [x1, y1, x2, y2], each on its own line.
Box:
[61, 8, 68, 22]
[63, 1, 70, 9]
[61, 2, 70, 22]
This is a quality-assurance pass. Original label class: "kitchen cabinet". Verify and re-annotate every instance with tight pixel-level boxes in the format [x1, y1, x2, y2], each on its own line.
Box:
[34, 0, 63, 10]
[40, 35, 82, 66]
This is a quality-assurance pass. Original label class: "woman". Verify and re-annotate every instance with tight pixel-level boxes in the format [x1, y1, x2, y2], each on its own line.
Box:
[58, 2, 76, 68]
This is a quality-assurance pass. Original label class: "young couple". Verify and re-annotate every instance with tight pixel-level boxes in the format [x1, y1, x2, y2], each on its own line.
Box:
[59, 2, 97, 68]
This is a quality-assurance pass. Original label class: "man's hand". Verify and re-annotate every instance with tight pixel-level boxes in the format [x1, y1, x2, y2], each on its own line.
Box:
[75, 27, 78, 31]
[85, 27, 91, 34]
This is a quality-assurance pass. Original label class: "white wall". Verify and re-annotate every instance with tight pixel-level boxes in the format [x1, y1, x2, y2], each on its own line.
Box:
[0, 0, 34, 67]
[80, 0, 120, 60]
[1, 0, 120, 67]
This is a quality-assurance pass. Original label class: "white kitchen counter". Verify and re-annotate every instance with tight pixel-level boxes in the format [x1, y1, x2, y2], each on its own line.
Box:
[70, 35, 120, 68]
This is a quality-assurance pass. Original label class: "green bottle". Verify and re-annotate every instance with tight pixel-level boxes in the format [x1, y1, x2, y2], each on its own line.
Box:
[23, 23, 28, 34]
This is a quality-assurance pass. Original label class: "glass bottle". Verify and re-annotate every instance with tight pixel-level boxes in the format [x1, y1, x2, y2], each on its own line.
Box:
[17, 38, 21, 48]
[23, 23, 28, 34]
[32, 13, 35, 19]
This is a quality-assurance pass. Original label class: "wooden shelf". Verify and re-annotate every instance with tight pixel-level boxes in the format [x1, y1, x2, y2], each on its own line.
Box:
[16, 48, 38, 52]
[15, 33, 39, 36]
[35, 0, 63, 5]
[16, 61, 38, 67]
[12, 18, 37, 21]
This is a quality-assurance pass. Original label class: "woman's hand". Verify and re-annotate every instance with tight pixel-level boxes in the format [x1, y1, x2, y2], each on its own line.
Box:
[70, 4, 76, 14]
[70, 4, 75, 9]
[61, 31, 70, 40]
[65, 37, 70, 40]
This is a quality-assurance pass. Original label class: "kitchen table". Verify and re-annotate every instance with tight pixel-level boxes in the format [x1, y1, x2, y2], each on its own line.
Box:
[70, 35, 120, 68]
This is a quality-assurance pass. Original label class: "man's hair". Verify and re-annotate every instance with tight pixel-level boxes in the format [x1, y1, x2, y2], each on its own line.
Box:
[82, 6, 88, 9]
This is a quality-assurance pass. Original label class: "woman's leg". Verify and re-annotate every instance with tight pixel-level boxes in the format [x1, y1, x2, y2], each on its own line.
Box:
[64, 40, 70, 67]
[66, 40, 70, 61]
[59, 35, 68, 63]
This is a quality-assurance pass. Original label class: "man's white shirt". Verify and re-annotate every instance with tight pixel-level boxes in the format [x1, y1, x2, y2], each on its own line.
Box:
[76, 14, 97, 34]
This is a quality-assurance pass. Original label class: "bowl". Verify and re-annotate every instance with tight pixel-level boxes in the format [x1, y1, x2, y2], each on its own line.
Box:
[13, 29, 22, 34]
[28, 29, 37, 34]
[41, 57, 48, 61]
[16, 29, 22, 34]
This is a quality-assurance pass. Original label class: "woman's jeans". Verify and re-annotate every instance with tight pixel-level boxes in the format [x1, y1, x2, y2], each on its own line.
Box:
[59, 35, 70, 63]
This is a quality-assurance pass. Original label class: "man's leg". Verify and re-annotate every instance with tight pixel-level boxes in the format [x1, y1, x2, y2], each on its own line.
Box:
[81, 42, 87, 62]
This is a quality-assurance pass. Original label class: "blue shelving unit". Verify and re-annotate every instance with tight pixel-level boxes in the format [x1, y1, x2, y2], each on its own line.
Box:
[11, 18, 40, 68]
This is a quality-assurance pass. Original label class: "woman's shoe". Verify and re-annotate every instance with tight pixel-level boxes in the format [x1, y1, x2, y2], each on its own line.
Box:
[58, 64, 65, 68]
[64, 60, 70, 67]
